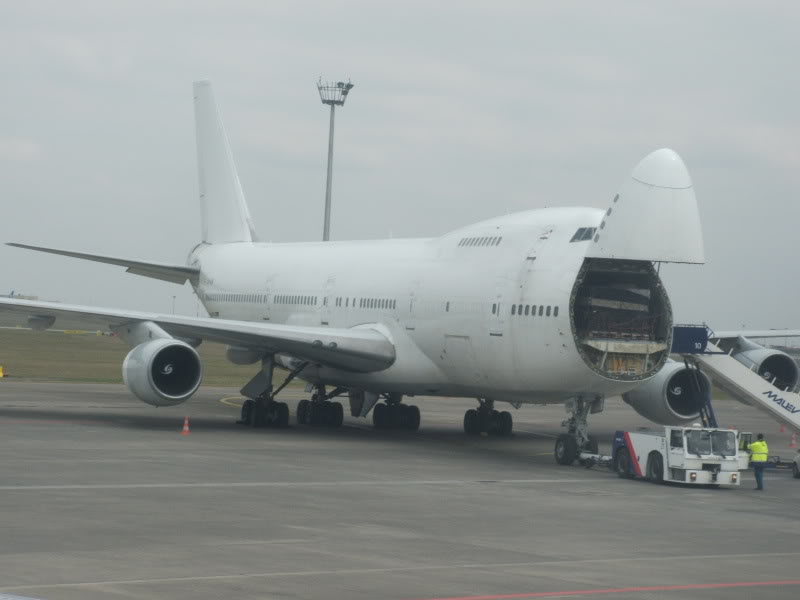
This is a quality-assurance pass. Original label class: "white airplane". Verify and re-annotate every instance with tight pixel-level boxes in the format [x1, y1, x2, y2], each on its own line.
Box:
[2, 81, 796, 464]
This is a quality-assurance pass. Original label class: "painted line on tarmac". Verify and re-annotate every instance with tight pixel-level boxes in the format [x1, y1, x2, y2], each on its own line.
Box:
[0, 478, 588, 491]
[3, 552, 799, 591]
[219, 396, 245, 408]
[516, 429, 557, 438]
[411, 579, 800, 600]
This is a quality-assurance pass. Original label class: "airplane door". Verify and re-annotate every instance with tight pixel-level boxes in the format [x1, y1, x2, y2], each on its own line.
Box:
[406, 281, 420, 331]
[322, 277, 335, 325]
[489, 276, 509, 336]
[263, 275, 276, 321]
[519, 225, 553, 291]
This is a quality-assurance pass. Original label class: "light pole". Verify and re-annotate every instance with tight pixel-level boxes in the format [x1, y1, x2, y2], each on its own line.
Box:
[172, 295, 176, 315]
[316, 78, 354, 241]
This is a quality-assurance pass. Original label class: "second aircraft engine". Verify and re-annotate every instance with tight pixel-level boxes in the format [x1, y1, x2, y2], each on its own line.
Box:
[123, 338, 203, 406]
[622, 360, 710, 425]
[729, 337, 799, 392]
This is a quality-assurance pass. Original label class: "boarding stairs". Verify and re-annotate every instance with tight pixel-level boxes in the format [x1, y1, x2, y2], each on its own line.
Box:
[680, 335, 800, 434]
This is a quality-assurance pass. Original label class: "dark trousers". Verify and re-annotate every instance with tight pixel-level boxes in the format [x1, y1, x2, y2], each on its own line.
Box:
[753, 464, 765, 490]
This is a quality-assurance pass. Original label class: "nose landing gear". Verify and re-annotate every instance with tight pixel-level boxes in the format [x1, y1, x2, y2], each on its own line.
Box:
[554, 396, 603, 465]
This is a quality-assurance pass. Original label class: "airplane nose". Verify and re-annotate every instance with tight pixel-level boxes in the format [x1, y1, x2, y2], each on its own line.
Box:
[631, 148, 693, 190]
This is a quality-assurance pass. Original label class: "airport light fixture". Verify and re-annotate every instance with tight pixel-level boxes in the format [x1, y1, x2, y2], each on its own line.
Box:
[317, 78, 354, 241]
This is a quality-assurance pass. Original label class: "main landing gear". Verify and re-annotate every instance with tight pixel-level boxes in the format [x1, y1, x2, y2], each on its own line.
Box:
[237, 356, 305, 429]
[297, 386, 345, 428]
[463, 399, 513, 436]
[554, 396, 602, 465]
[372, 394, 420, 431]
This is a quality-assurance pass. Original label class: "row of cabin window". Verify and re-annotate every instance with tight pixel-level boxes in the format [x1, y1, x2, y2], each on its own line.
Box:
[512, 304, 558, 317]
[208, 293, 267, 303]
[334, 297, 397, 310]
[276, 295, 317, 306]
[458, 236, 502, 247]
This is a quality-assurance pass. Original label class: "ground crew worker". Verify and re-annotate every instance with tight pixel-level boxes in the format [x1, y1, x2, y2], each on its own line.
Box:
[748, 433, 769, 491]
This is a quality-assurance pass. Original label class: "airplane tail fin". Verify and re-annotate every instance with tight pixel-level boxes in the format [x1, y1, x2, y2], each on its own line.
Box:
[193, 80, 257, 244]
[586, 148, 704, 264]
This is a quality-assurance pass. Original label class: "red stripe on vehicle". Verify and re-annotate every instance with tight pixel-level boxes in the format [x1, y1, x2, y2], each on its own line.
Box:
[623, 431, 643, 477]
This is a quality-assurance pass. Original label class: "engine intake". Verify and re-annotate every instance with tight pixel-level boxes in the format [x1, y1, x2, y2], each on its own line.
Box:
[123, 339, 203, 406]
[729, 338, 799, 392]
[623, 360, 709, 425]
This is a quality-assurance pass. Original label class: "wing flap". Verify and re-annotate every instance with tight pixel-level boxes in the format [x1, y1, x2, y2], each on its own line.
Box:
[0, 298, 395, 373]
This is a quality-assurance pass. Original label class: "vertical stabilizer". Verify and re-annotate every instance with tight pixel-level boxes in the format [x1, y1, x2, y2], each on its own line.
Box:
[587, 148, 704, 264]
[193, 80, 257, 244]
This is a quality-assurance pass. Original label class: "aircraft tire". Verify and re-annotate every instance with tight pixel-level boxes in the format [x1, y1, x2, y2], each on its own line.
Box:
[405, 405, 421, 431]
[328, 401, 344, 428]
[373, 403, 387, 429]
[297, 399, 310, 425]
[497, 411, 513, 436]
[275, 402, 290, 428]
[554, 434, 578, 465]
[240, 398, 254, 425]
[463, 409, 480, 435]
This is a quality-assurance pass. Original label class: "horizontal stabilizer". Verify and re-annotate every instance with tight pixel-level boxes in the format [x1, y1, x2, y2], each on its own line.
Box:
[7, 243, 199, 285]
[587, 148, 705, 264]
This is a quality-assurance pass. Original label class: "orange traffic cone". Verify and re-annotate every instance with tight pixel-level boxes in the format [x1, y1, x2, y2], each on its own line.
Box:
[779, 424, 785, 433]
[181, 416, 191, 436]
[790, 433, 797, 449]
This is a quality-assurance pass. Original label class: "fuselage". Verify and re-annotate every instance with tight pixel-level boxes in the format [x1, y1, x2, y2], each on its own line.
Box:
[191, 207, 673, 404]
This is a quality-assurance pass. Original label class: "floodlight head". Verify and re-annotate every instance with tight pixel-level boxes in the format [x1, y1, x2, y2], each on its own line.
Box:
[317, 78, 354, 106]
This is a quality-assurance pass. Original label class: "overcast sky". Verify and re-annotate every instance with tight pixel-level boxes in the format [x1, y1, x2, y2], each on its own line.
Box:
[1, 1, 798, 330]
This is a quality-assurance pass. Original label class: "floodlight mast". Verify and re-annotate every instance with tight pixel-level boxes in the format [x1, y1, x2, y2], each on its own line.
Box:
[317, 78, 354, 241]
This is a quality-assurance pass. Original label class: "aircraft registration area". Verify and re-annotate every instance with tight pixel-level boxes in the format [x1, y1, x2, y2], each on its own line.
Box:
[2, 81, 800, 596]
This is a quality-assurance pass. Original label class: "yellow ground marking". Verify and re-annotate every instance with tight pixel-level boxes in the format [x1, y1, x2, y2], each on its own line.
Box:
[219, 396, 246, 408]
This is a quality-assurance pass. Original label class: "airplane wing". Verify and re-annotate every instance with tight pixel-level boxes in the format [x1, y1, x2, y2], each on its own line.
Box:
[712, 330, 800, 340]
[6, 243, 199, 285]
[0, 298, 395, 373]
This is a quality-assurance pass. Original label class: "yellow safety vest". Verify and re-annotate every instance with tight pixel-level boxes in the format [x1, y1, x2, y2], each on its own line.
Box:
[748, 440, 769, 462]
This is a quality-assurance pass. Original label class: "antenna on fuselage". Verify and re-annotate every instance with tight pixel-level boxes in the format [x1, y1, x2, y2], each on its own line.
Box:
[317, 78, 354, 241]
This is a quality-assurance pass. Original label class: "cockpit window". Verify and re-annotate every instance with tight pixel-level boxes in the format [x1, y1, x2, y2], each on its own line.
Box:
[570, 227, 596, 242]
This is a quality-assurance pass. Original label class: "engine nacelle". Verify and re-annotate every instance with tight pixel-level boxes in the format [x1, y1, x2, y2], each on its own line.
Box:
[225, 345, 263, 365]
[731, 341, 799, 391]
[123, 339, 203, 407]
[623, 360, 710, 425]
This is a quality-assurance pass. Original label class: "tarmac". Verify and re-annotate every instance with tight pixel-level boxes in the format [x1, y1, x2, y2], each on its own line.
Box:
[0, 381, 798, 600]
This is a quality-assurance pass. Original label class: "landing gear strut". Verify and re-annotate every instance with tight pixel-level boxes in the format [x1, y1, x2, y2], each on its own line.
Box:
[237, 356, 305, 429]
[297, 385, 345, 427]
[463, 399, 513, 436]
[372, 394, 420, 431]
[554, 396, 602, 465]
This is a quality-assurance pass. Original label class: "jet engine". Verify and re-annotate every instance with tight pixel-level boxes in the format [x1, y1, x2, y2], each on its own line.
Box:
[729, 337, 799, 392]
[123, 338, 203, 407]
[622, 360, 710, 425]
